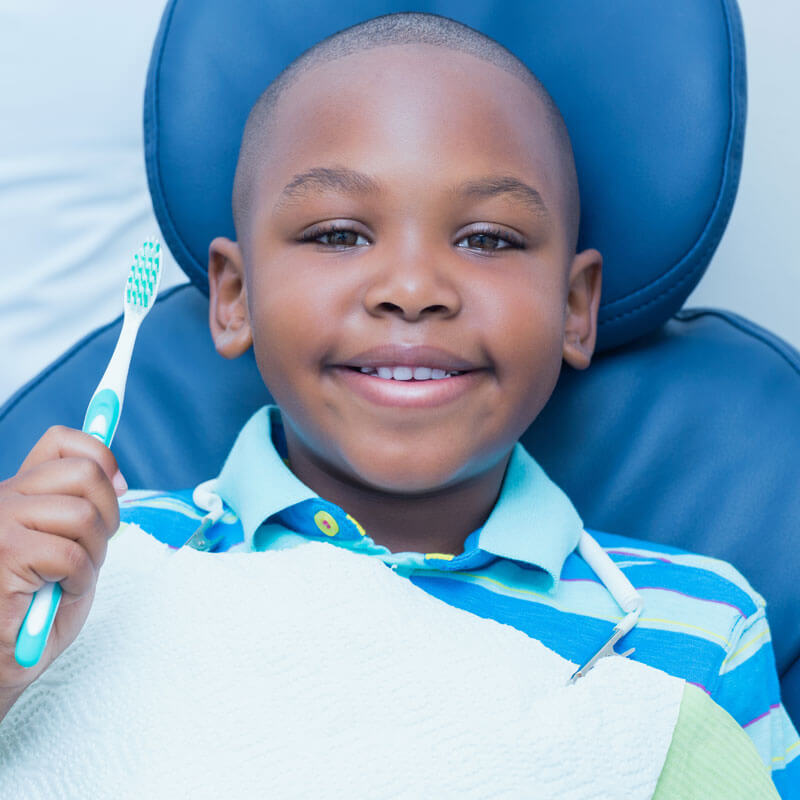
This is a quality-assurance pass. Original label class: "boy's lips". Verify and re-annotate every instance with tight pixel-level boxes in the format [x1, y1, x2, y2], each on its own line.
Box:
[331, 366, 485, 409]
[330, 345, 489, 409]
[336, 344, 482, 372]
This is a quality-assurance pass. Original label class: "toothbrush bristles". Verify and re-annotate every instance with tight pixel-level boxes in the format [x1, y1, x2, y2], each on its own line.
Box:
[124, 238, 163, 312]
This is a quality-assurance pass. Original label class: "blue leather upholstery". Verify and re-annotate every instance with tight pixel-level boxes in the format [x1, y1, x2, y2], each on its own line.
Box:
[3, 0, 798, 725]
[145, 0, 746, 352]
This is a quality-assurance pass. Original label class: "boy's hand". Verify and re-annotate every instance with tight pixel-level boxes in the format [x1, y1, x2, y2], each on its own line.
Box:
[0, 426, 126, 709]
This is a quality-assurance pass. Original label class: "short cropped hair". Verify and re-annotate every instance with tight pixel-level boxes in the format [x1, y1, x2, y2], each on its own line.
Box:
[232, 11, 579, 248]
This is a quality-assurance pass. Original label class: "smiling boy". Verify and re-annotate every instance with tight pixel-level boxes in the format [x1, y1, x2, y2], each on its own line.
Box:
[208, 25, 597, 558]
[0, 10, 796, 796]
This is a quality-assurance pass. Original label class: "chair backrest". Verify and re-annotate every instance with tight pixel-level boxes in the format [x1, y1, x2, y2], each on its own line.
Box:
[3, 0, 799, 724]
[146, 0, 746, 354]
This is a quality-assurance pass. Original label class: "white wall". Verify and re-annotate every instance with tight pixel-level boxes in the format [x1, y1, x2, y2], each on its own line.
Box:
[686, 0, 800, 349]
[0, 1, 186, 405]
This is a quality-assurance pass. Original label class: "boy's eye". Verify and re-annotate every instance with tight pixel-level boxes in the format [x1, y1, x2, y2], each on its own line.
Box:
[300, 226, 369, 247]
[456, 229, 521, 251]
[299, 224, 524, 251]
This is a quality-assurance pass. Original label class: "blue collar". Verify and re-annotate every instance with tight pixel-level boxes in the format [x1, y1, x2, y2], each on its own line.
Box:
[215, 406, 583, 586]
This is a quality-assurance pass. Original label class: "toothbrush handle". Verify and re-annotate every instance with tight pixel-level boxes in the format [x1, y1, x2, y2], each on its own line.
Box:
[14, 316, 139, 668]
[14, 582, 62, 668]
[82, 314, 138, 448]
[83, 388, 121, 446]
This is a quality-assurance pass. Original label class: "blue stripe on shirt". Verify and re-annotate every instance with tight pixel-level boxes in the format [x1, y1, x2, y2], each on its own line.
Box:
[410, 573, 727, 691]
[715, 628, 783, 727]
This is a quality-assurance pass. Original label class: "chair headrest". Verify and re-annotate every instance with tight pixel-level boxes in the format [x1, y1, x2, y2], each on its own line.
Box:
[145, 0, 746, 351]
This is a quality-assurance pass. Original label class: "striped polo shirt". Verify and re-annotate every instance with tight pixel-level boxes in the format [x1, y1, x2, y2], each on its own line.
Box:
[120, 405, 798, 797]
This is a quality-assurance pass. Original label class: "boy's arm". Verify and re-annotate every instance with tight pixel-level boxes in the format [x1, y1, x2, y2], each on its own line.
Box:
[711, 604, 800, 797]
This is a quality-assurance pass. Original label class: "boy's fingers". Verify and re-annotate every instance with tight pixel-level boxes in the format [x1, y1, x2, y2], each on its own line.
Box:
[4, 458, 121, 536]
[0, 494, 111, 570]
[17, 426, 126, 495]
[0, 525, 96, 602]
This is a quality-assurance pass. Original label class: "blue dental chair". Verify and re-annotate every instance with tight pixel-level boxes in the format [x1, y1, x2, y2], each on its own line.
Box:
[1, 0, 798, 732]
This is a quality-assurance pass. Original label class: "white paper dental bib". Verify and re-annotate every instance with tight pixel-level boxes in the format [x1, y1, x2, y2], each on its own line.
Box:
[0, 524, 684, 799]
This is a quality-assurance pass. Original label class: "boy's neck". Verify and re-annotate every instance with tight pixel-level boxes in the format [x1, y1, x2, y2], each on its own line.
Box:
[282, 441, 511, 556]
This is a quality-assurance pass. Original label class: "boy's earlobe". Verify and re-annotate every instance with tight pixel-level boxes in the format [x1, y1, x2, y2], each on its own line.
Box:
[208, 237, 253, 359]
[562, 248, 603, 370]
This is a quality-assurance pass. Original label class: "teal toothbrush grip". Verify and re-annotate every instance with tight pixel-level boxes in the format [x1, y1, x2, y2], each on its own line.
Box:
[15, 582, 62, 668]
[82, 388, 121, 446]
[15, 387, 119, 667]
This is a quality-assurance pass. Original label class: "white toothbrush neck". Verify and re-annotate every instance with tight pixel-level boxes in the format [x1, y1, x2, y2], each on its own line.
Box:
[97, 312, 141, 400]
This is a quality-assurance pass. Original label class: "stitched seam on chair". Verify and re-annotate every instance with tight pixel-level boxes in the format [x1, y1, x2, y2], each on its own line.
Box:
[599, 239, 721, 326]
[0, 284, 192, 422]
[144, 0, 208, 294]
[782, 648, 800, 684]
[599, 0, 744, 325]
[675, 308, 800, 379]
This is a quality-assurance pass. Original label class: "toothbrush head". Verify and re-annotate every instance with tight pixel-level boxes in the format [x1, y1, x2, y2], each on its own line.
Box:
[125, 238, 163, 316]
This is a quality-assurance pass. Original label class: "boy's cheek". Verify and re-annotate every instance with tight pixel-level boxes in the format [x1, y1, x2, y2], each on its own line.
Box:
[248, 305, 328, 401]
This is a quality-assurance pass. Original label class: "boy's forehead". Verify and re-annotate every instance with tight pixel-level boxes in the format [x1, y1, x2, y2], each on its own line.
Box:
[265, 44, 560, 180]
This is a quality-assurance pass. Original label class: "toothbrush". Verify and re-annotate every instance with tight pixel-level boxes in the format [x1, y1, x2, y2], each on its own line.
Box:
[14, 239, 163, 668]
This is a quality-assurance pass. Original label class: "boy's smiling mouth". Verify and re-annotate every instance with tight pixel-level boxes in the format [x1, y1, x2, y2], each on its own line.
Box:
[353, 366, 463, 380]
[331, 344, 488, 408]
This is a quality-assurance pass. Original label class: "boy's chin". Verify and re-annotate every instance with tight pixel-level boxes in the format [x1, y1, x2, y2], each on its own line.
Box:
[354, 473, 451, 497]
[340, 451, 476, 497]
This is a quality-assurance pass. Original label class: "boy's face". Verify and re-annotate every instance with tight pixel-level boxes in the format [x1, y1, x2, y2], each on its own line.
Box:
[210, 44, 601, 495]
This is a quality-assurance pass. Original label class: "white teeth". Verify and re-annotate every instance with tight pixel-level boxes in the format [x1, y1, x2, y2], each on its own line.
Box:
[358, 366, 464, 380]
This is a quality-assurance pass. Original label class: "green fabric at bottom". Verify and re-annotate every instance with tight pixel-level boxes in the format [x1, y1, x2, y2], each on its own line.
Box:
[653, 683, 779, 799]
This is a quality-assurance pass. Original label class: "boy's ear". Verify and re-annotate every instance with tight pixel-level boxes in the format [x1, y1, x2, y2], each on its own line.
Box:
[208, 237, 253, 359]
[562, 248, 603, 370]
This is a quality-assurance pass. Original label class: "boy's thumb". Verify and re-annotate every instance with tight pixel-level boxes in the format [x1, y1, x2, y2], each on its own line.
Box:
[111, 470, 128, 496]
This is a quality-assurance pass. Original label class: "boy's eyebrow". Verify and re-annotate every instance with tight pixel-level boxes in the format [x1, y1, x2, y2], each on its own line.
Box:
[275, 166, 549, 218]
[455, 176, 550, 219]
[275, 167, 381, 210]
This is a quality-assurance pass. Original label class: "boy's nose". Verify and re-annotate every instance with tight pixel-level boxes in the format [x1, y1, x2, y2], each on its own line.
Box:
[362, 257, 462, 322]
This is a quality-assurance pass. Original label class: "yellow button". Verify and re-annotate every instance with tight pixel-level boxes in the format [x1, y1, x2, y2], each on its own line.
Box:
[313, 510, 339, 536]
